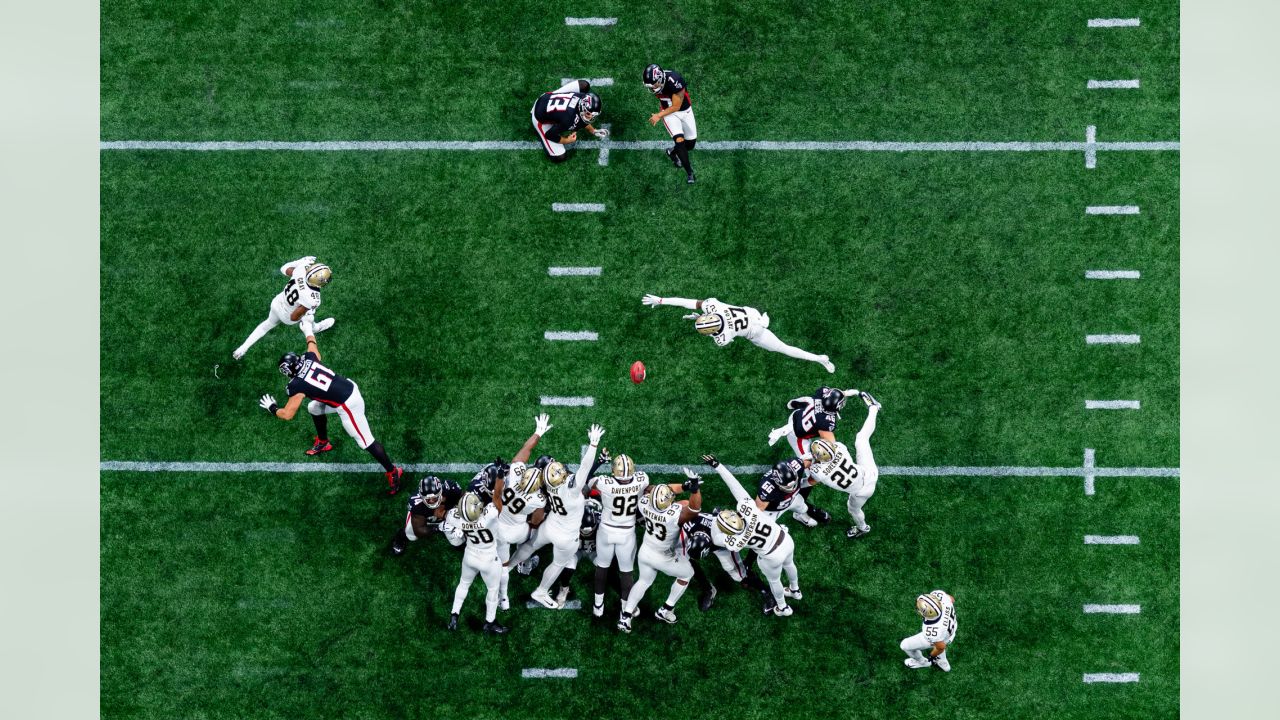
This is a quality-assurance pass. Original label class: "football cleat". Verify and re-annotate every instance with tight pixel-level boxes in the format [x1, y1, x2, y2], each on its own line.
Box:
[694, 314, 723, 335]
[447, 613, 459, 631]
[616, 612, 633, 633]
[314, 317, 335, 333]
[686, 173, 696, 185]
[760, 589, 776, 616]
[516, 555, 541, 576]
[810, 439, 837, 464]
[592, 599, 605, 618]
[390, 535, 407, 556]
[916, 594, 943, 621]
[642, 63, 666, 94]
[278, 352, 303, 378]
[305, 437, 333, 456]
[773, 604, 794, 617]
[859, 390, 881, 409]
[655, 606, 678, 624]
[232, 349, 245, 361]
[460, 492, 485, 522]
[807, 506, 832, 524]
[784, 586, 803, 601]
[303, 263, 332, 290]
[847, 525, 872, 539]
[665, 147, 683, 168]
[790, 511, 818, 528]
[698, 585, 718, 611]
[530, 589, 559, 609]
[819, 355, 835, 374]
[385, 467, 404, 495]
[905, 657, 931, 669]
[611, 454, 636, 481]
[651, 483, 675, 511]
[483, 621, 509, 635]
[933, 654, 951, 672]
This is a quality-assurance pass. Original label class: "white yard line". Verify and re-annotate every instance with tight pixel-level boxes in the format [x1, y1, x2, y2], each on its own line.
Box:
[551, 203, 605, 213]
[1087, 79, 1141, 89]
[1088, 18, 1141, 28]
[99, 460, 1179, 477]
[1086, 205, 1140, 215]
[1085, 270, 1140, 280]
[526, 600, 582, 610]
[522, 667, 579, 678]
[539, 396, 595, 407]
[561, 77, 614, 87]
[1084, 125, 1097, 169]
[1083, 604, 1141, 614]
[544, 331, 598, 341]
[1086, 334, 1141, 344]
[1083, 448, 1097, 496]
[1083, 673, 1140, 683]
[548, 266, 602, 276]
[1084, 535, 1140, 544]
[564, 17, 616, 26]
[596, 123, 611, 166]
[1085, 400, 1141, 410]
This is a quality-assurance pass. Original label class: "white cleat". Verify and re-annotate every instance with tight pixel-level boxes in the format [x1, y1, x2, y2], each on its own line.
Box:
[315, 317, 335, 333]
[592, 600, 605, 618]
[530, 589, 560, 609]
[905, 657, 932, 669]
[819, 355, 836, 374]
[232, 349, 245, 361]
[654, 606, 678, 624]
[498, 596, 510, 611]
[846, 525, 872, 539]
[773, 604, 794, 617]
[767, 425, 789, 446]
[616, 612, 632, 633]
[783, 586, 803, 600]
[933, 655, 951, 672]
[859, 390, 881, 409]
[791, 512, 818, 528]
[516, 556, 540, 576]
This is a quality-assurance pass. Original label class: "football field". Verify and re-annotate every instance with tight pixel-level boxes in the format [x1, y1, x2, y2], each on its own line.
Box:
[100, 2, 1179, 718]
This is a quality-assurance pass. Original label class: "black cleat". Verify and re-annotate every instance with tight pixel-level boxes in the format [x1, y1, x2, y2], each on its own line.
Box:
[761, 589, 776, 616]
[385, 467, 404, 495]
[391, 536, 408, 556]
[665, 147, 683, 168]
[698, 585, 718, 612]
[808, 506, 832, 524]
[483, 621, 508, 635]
[686, 173, 696, 185]
[447, 613, 458, 631]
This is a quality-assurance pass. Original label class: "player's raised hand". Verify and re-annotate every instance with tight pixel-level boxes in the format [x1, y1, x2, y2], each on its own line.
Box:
[598, 446, 612, 465]
[258, 394, 278, 414]
[641, 294, 663, 307]
[588, 424, 605, 445]
[534, 413, 553, 436]
[681, 467, 702, 493]
[300, 255, 317, 266]
[701, 454, 719, 468]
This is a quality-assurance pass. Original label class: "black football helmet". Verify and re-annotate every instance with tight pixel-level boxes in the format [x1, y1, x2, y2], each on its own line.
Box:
[771, 460, 800, 494]
[473, 457, 508, 490]
[817, 386, 847, 414]
[642, 64, 665, 94]
[581, 499, 603, 539]
[417, 476, 445, 508]
[534, 455, 555, 470]
[278, 352, 302, 378]
[685, 529, 713, 559]
[578, 92, 602, 123]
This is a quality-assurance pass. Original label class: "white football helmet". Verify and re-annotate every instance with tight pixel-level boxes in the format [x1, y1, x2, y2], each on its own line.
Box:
[715, 509, 746, 536]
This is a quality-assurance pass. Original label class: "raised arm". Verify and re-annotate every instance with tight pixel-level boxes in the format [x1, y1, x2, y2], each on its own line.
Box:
[512, 413, 553, 464]
[281, 256, 316, 276]
[574, 424, 605, 490]
[641, 294, 703, 311]
[701, 454, 750, 503]
[678, 468, 703, 520]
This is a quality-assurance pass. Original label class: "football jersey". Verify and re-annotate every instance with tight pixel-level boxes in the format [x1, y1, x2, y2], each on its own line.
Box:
[655, 70, 693, 111]
[278, 273, 322, 313]
[637, 492, 683, 553]
[442, 504, 499, 559]
[921, 590, 958, 643]
[787, 395, 839, 438]
[579, 507, 601, 556]
[408, 479, 464, 525]
[285, 352, 356, 404]
[496, 469, 546, 531]
[533, 91, 589, 141]
[701, 297, 765, 347]
[592, 471, 651, 529]
[715, 466, 787, 554]
[756, 459, 806, 513]
[808, 441, 866, 495]
[543, 479, 588, 534]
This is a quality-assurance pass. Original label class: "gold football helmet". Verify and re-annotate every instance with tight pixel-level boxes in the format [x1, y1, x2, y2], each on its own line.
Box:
[651, 484, 675, 511]
[694, 313, 725, 335]
[544, 461, 569, 488]
[612, 454, 636, 481]
[460, 492, 485, 522]
[810, 439, 836, 464]
[715, 509, 746, 536]
[517, 466, 544, 495]
[915, 594, 942, 621]
[304, 263, 332, 290]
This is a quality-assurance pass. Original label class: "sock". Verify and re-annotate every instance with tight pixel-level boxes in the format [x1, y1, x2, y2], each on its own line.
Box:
[618, 572, 635, 602]
[311, 413, 329, 442]
[750, 328, 827, 363]
[675, 141, 693, 175]
[499, 565, 510, 600]
[366, 441, 395, 473]
[742, 572, 768, 593]
[593, 566, 609, 597]
[690, 562, 712, 592]
[556, 566, 576, 592]
[535, 561, 563, 594]
[393, 527, 411, 545]
[665, 581, 690, 607]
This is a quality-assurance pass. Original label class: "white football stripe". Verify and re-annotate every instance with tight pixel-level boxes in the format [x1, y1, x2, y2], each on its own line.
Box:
[1083, 673, 1140, 683]
[1083, 447, 1096, 496]
[1086, 334, 1141, 344]
[1085, 400, 1141, 410]
[1085, 270, 1140, 280]
[564, 17, 616, 26]
[547, 267, 602, 276]
[544, 331, 598, 341]
[1084, 535, 1140, 544]
[540, 396, 595, 407]
[522, 667, 579, 678]
[1086, 205, 1140, 215]
[1087, 79, 1140, 89]
[1088, 18, 1140, 28]
[1083, 604, 1141, 614]
[551, 203, 605, 213]
[1084, 125, 1097, 169]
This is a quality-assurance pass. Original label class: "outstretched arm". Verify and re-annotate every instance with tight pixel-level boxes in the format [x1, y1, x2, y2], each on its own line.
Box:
[702, 454, 750, 503]
[281, 256, 316, 276]
[574, 424, 605, 490]
[641, 294, 703, 311]
[512, 413, 553, 464]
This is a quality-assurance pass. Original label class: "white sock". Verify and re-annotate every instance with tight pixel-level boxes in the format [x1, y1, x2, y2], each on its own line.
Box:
[664, 580, 690, 607]
[237, 315, 279, 354]
[451, 580, 472, 615]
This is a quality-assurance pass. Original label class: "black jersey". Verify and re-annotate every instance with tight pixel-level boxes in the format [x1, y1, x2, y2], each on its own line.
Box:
[579, 507, 601, 555]
[787, 395, 838, 439]
[467, 473, 496, 506]
[757, 474, 799, 513]
[655, 70, 692, 111]
[285, 352, 356, 405]
[533, 91, 588, 142]
[408, 479, 464, 524]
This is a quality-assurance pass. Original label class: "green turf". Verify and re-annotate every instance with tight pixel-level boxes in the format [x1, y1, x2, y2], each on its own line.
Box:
[101, 1, 1179, 717]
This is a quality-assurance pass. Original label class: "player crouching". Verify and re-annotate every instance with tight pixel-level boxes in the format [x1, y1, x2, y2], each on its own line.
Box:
[531, 80, 608, 163]
[901, 590, 957, 671]
[391, 475, 464, 555]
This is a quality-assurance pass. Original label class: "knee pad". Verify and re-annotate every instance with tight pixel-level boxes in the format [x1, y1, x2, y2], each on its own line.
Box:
[307, 401, 324, 416]
[673, 135, 686, 144]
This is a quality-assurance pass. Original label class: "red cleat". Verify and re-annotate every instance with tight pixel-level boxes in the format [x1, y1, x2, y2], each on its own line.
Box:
[385, 467, 404, 495]
[305, 437, 333, 456]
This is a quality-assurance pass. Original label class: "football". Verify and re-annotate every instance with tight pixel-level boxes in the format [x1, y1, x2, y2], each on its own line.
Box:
[630, 360, 646, 384]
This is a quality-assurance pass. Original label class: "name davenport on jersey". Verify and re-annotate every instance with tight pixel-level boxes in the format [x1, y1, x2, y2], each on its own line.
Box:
[593, 471, 651, 527]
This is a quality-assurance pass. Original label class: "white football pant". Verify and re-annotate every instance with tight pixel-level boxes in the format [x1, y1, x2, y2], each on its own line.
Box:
[235, 294, 331, 357]
[511, 523, 581, 594]
[307, 385, 374, 449]
[623, 545, 694, 615]
[749, 327, 828, 368]
[661, 107, 698, 140]
[714, 548, 747, 582]
[595, 525, 638, 572]
[848, 405, 881, 530]
[451, 553, 501, 623]
[901, 631, 950, 668]
[757, 532, 799, 609]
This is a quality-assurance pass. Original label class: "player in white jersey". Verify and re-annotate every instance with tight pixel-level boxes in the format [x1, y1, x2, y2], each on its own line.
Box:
[804, 390, 881, 538]
[617, 469, 704, 632]
[640, 294, 835, 373]
[509, 424, 606, 609]
[442, 492, 508, 634]
[233, 256, 335, 360]
[493, 464, 547, 609]
[585, 453, 651, 617]
[702, 454, 801, 616]
[901, 589, 958, 671]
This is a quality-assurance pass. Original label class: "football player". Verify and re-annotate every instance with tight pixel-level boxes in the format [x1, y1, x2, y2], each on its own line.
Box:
[494, 464, 548, 609]
[391, 475, 464, 555]
[550, 497, 604, 607]
[233, 256, 335, 360]
[768, 386, 859, 456]
[640, 294, 835, 373]
[258, 328, 404, 494]
[509, 424, 605, 609]
[901, 590, 957, 671]
[585, 452, 651, 617]
[701, 454, 801, 616]
[467, 459, 509, 506]
[643, 64, 698, 184]
[755, 458, 820, 527]
[442, 492, 508, 634]
[681, 509, 753, 611]
[805, 391, 881, 538]
[531, 80, 608, 163]
[617, 469, 704, 632]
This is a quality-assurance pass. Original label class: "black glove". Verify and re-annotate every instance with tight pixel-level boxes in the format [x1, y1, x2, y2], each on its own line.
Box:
[701, 454, 719, 468]
[598, 447, 612, 465]
[682, 477, 701, 493]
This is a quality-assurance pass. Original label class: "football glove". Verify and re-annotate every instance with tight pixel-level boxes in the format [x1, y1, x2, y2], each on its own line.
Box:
[259, 394, 279, 414]
[534, 413, 553, 436]
[681, 467, 702, 493]
[593, 127, 610, 139]
[641, 294, 663, 307]
[588, 423, 605, 445]
[681, 313, 700, 320]
[598, 447, 612, 465]
[701, 454, 719, 468]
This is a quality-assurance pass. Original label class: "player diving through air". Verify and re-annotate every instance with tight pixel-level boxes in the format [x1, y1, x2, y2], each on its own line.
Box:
[641, 294, 835, 373]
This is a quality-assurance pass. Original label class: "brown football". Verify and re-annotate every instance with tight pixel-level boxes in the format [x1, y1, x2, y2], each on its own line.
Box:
[630, 361, 646, 384]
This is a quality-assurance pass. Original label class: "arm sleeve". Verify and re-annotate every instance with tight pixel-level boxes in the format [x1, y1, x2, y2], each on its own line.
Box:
[441, 514, 465, 546]
[574, 442, 599, 486]
[714, 465, 750, 503]
[658, 297, 700, 310]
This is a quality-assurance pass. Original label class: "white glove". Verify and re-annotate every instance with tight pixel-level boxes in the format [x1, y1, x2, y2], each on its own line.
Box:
[588, 423, 605, 445]
[299, 255, 317, 267]
[682, 467, 700, 480]
[593, 127, 610, 139]
[681, 313, 699, 320]
[299, 316, 316, 337]
[767, 425, 789, 446]
[641, 294, 663, 307]
[534, 413, 553, 436]
[259, 394, 278, 412]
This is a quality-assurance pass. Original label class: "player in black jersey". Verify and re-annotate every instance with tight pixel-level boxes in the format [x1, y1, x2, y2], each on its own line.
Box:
[680, 509, 776, 613]
[531, 80, 607, 163]
[258, 330, 404, 494]
[466, 459, 509, 505]
[643, 64, 698, 184]
[391, 475, 465, 555]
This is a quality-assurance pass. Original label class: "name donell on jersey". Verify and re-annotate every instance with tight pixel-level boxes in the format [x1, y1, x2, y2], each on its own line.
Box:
[637, 495, 682, 551]
[446, 507, 498, 553]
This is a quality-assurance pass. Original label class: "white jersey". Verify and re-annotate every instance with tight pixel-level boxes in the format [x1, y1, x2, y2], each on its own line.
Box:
[544, 478, 588, 534]
[637, 492, 683, 554]
[808, 441, 867, 495]
[714, 466, 787, 555]
[275, 259, 322, 313]
[592, 471, 651, 531]
[701, 297, 766, 347]
[442, 505, 499, 560]
[921, 590, 958, 643]
[496, 476, 546, 534]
